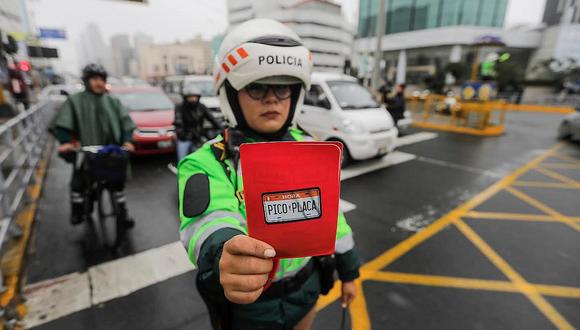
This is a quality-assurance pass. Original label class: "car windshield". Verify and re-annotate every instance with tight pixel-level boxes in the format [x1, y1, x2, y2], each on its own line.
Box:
[327, 80, 380, 110]
[113, 91, 174, 111]
[183, 80, 216, 96]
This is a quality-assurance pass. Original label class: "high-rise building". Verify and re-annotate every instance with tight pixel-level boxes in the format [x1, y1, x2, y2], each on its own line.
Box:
[358, 0, 509, 38]
[226, 0, 354, 72]
[78, 23, 112, 72]
[111, 34, 133, 77]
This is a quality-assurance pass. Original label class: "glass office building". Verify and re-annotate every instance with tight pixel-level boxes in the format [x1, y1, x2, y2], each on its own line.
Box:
[358, 0, 509, 38]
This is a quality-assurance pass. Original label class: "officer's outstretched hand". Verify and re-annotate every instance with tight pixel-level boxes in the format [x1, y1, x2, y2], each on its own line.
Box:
[220, 235, 276, 304]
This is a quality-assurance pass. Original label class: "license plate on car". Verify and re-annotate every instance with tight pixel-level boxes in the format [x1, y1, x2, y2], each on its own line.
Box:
[157, 140, 173, 149]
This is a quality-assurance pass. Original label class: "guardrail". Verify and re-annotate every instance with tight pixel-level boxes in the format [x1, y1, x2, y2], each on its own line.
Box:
[0, 102, 52, 274]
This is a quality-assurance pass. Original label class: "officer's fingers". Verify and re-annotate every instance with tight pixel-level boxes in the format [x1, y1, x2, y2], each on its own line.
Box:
[227, 255, 273, 275]
[221, 273, 269, 292]
[224, 235, 276, 259]
[224, 288, 263, 305]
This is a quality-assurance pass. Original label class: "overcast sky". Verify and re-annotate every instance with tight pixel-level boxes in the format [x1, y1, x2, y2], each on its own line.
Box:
[29, 0, 547, 73]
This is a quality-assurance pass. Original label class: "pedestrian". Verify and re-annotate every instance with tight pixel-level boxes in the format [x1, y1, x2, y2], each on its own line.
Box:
[178, 19, 361, 330]
[387, 83, 406, 124]
[7, 63, 29, 110]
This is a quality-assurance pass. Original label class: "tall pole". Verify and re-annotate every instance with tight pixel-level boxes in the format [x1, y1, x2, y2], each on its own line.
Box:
[371, 0, 387, 93]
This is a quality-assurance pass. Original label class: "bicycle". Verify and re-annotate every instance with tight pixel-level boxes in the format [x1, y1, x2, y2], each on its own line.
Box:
[77, 145, 130, 249]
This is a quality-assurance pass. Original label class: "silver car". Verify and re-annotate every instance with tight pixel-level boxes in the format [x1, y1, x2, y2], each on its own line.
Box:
[559, 109, 580, 141]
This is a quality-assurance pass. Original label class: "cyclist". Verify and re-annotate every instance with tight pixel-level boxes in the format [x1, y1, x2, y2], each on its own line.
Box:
[178, 19, 360, 329]
[174, 83, 223, 162]
[50, 63, 137, 227]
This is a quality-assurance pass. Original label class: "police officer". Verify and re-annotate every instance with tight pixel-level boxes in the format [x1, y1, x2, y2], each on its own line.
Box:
[178, 19, 360, 329]
[174, 83, 222, 162]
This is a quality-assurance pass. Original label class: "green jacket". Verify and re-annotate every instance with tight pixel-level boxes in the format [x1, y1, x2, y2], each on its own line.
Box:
[51, 91, 136, 145]
[178, 128, 360, 291]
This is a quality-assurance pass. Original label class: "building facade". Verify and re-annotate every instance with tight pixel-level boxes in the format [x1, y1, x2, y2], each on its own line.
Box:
[355, 0, 541, 85]
[527, 0, 580, 80]
[226, 0, 354, 72]
[358, 0, 508, 38]
[137, 38, 212, 81]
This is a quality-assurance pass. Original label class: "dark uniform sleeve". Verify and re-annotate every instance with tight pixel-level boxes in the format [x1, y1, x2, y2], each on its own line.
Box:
[173, 104, 186, 140]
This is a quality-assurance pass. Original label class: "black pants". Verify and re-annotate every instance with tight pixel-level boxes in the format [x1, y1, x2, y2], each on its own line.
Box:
[70, 161, 127, 219]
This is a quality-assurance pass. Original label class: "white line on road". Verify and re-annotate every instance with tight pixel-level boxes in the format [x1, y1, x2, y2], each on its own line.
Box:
[340, 199, 357, 213]
[395, 132, 438, 148]
[23, 242, 194, 328]
[341, 151, 416, 181]
[415, 156, 503, 178]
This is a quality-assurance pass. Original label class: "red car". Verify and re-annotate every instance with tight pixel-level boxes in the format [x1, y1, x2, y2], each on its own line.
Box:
[110, 86, 176, 156]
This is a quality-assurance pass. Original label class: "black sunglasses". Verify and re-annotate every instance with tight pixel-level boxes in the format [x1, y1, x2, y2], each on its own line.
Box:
[244, 83, 293, 101]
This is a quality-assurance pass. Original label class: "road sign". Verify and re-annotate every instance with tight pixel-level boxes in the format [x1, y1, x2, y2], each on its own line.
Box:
[39, 28, 67, 40]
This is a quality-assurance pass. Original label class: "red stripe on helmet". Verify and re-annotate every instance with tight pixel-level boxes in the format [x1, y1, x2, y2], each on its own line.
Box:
[228, 54, 238, 66]
[237, 47, 249, 59]
[222, 63, 230, 73]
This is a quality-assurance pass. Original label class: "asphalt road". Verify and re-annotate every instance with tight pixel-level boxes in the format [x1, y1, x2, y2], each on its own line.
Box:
[23, 110, 579, 329]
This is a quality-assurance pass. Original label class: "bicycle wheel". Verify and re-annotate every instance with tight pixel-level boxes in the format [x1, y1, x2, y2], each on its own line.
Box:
[98, 187, 124, 248]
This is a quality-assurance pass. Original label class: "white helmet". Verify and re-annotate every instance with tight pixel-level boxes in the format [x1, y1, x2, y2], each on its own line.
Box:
[213, 19, 313, 130]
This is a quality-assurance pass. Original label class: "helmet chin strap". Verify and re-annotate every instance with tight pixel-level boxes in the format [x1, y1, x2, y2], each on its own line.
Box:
[225, 81, 301, 141]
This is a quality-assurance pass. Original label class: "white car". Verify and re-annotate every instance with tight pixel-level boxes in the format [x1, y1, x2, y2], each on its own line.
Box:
[38, 84, 83, 104]
[298, 72, 398, 165]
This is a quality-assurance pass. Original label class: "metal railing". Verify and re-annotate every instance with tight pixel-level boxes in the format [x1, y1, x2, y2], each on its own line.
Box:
[0, 101, 52, 256]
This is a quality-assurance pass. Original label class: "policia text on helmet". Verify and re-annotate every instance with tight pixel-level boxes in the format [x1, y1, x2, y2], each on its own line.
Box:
[177, 19, 361, 330]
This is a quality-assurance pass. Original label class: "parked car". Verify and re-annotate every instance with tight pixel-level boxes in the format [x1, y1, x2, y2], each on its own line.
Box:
[109, 86, 176, 155]
[298, 72, 398, 165]
[559, 108, 580, 142]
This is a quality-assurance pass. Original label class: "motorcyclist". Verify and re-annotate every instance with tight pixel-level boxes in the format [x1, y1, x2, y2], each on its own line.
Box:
[174, 83, 223, 162]
[50, 63, 137, 226]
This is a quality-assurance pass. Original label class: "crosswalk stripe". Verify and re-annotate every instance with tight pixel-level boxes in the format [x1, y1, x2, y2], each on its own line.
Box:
[23, 242, 193, 328]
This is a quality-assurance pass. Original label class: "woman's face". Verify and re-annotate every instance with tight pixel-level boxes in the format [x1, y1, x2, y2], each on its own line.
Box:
[238, 86, 291, 134]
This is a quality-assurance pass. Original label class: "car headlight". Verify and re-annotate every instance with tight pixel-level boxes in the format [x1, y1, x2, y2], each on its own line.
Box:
[341, 119, 366, 134]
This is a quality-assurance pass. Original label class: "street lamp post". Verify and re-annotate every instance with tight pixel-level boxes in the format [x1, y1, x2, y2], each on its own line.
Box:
[371, 0, 387, 93]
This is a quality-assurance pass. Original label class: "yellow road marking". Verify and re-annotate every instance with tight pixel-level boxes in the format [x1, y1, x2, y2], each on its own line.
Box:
[464, 211, 580, 223]
[349, 279, 370, 330]
[505, 186, 580, 231]
[552, 153, 580, 166]
[370, 271, 580, 299]
[533, 167, 580, 188]
[542, 163, 580, 170]
[512, 181, 579, 189]
[317, 144, 564, 321]
[453, 218, 574, 330]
